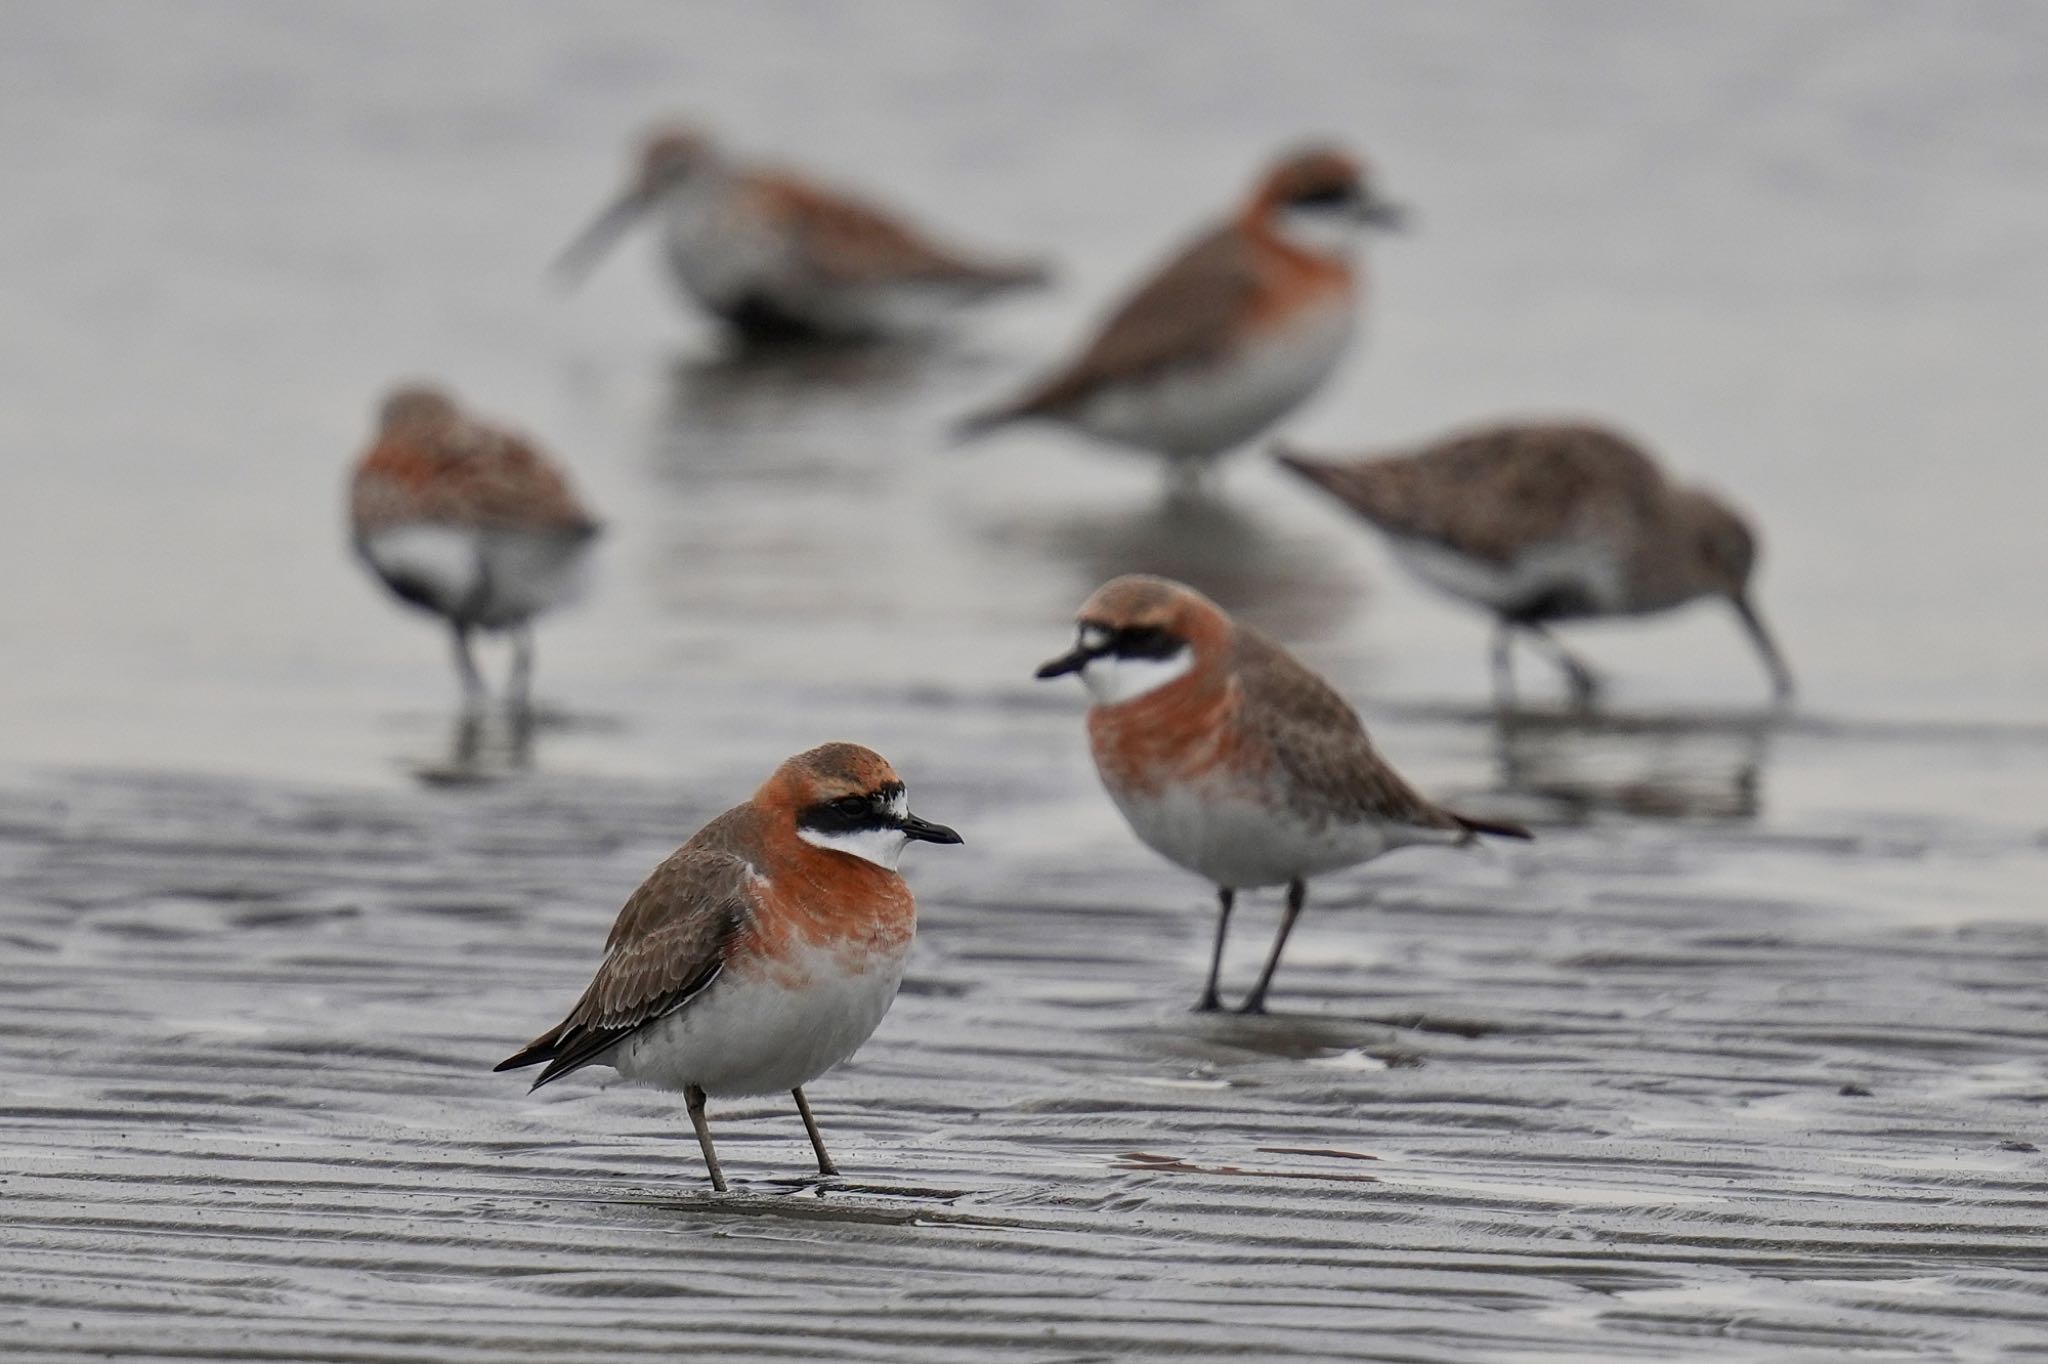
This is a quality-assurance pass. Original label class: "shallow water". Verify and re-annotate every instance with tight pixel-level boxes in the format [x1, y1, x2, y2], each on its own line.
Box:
[2, 2, 2047, 1359]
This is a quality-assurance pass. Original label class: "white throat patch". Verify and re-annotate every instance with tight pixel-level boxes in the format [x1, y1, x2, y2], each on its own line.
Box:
[1080, 645, 1194, 706]
[798, 823, 910, 870]
[1272, 204, 1362, 261]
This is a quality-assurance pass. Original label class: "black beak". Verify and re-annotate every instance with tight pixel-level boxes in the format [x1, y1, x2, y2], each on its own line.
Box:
[1357, 194, 1408, 231]
[1035, 646, 1092, 680]
[1732, 594, 1795, 703]
[900, 812, 963, 845]
[552, 189, 648, 286]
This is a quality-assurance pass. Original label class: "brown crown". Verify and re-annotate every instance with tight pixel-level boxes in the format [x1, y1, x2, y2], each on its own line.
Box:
[1252, 144, 1365, 209]
[757, 742, 904, 812]
[1075, 574, 1234, 655]
[377, 383, 461, 433]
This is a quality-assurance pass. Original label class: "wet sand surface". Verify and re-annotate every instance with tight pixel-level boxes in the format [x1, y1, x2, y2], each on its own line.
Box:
[4, 2, 2048, 1359]
[5, 717, 2047, 1361]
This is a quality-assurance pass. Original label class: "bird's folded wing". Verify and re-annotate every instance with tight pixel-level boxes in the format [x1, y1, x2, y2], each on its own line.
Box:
[468, 430, 601, 535]
[496, 847, 755, 1088]
[751, 172, 1001, 285]
[1299, 425, 1665, 565]
[1234, 628, 1461, 833]
[1000, 225, 1256, 416]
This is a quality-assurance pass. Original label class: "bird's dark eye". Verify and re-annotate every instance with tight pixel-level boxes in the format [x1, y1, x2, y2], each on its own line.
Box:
[1292, 183, 1355, 209]
[1113, 625, 1183, 660]
[832, 795, 868, 815]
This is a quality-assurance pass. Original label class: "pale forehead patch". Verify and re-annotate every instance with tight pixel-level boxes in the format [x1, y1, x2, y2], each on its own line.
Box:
[1080, 624, 1111, 650]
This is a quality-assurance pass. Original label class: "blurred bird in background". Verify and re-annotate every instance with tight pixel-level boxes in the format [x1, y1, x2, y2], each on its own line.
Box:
[348, 384, 601, 711]
[960, 145, 1403, 493]
[555, 123, 1048, 342]
[1276, 422, 1794, 707]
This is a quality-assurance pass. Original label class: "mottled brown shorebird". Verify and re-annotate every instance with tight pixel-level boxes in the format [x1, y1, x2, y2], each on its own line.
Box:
[556, 123, 1046, 341]
[959, 146, 1404, 490]
[496, 743, 961, 1192]
[1036, 574, 1528, 1014]
[348, 385, 600, 708]
[1275, 421, 1794, 706]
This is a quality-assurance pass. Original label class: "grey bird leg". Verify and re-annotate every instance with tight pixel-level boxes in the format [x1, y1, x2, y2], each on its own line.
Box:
[1490, 620, 1517, 712]
[508, 623, 536, 716]
[450, 622, 485, 705]
[686, 1084, 728, 1193]
[1197, 887, 1235, 1012]
[1238, 879, 1307, 1015]
[792, 1086, 838, 1177]
[1523, 624, 1602, 708]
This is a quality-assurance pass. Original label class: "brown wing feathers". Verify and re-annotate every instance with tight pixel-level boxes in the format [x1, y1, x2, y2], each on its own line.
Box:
[1277, 423, 1666, 567]
[1234, 627, 1531, 841]
[493, 848, 753, 1090]
[960, 225, 1255, 433]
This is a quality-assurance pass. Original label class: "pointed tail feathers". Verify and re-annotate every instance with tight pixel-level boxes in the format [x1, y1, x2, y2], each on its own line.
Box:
[1272, 442, 1360, 501]
[1453, 811, 1534, 843]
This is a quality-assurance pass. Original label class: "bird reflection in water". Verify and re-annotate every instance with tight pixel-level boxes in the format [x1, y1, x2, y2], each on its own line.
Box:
[412, 705, 537, 788]
[1491, 707, 1776, 822]
[665, 334, 939, 430]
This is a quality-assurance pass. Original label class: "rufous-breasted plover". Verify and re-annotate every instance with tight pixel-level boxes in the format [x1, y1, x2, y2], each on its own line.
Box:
[960, 146, 1403, 489]
[495, 743, 961, 1192]
[555, 124, 1047, 341]
[1275, 421, 1795, 706]
[348, 384, 601, 709]
[1037, 575, 1528, 1014]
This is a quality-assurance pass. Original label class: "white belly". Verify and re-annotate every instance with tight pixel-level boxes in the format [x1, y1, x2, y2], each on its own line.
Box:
[471, 527, 594, 628]
[1073, 299, 1353, 459]
[1390, 536, 1625, 618]
[359, 524, 593, 630]
[607, 943, 907, 1098]
[1107, 777, 1455, 889]
[661, 193, 788, 316]
[360, 524, 480, 619]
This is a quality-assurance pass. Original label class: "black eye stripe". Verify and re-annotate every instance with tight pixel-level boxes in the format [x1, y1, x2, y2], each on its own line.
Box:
[1290, 183, 1355, 208]
[800, 784, 904, 835]
[1083, 624, 1183, 660]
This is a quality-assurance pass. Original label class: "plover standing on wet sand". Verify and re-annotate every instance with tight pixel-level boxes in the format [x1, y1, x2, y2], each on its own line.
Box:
[1274, 421, 1795, 706]
[555, 124, 1047, 341]
[348, 385, 600, 709]
[959, 146, 1404, 490]
[1037, 575, 1529, 1014]
[495, 743, 961, 1192]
